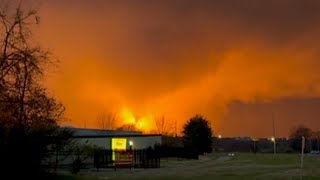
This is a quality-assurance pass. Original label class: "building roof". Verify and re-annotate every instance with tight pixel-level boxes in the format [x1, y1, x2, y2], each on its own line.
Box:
[72, 134, 162, 138]
[61, 127, 143, 137]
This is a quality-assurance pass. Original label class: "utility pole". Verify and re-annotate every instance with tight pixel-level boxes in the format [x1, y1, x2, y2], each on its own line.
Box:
[174, 120, 177, 137]
[272, 114, 276, 154]
[317, 129, 320, 152]
[300, 136, 305, 180]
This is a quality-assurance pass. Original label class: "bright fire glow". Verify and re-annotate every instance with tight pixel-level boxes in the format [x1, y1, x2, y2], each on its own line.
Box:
[120, 108, 136, 124]
[119, 107, 155, 132]
[40, 1, 320, 137]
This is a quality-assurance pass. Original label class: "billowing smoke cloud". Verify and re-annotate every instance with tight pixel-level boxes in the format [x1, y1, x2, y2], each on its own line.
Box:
[20, 0, 320, 136]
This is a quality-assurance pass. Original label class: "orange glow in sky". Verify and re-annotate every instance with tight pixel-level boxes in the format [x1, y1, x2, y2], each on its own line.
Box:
[15, 0, 320, 137]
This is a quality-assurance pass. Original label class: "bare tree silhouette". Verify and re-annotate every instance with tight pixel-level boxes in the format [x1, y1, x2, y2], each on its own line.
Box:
[0, 5, 68, 177]
[154, 115, 173, 135]
[96, 112, 118, 130]
[117, 124, 137, 131]
[289, 125, 312, 152]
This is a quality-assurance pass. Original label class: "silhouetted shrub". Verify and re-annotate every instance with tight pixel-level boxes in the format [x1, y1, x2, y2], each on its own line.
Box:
[182, 115, 213, 155]
[71, 157, 83, 174]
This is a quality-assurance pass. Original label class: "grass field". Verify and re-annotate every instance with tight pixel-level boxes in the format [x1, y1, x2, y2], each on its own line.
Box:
[58, 153, 320, 180]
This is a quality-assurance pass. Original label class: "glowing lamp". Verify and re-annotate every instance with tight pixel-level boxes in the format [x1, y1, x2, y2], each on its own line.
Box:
[271, 137, 275, 142]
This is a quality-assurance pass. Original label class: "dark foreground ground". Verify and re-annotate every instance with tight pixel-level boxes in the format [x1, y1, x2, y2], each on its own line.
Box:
[58, 153, 320, 180]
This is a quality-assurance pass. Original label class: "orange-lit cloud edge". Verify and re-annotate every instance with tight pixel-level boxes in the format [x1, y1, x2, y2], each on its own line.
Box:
[20, 0, 320, 137]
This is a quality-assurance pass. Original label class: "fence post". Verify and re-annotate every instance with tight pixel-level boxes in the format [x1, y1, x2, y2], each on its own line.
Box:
[300, 136, 305, 180]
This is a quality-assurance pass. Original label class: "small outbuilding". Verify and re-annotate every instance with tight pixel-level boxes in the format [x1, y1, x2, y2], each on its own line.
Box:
[64, 127, 162, 150]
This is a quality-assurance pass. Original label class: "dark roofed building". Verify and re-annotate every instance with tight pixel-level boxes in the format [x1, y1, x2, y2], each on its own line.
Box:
[62, 127, 161, 150]
[62, 127, 142, 137]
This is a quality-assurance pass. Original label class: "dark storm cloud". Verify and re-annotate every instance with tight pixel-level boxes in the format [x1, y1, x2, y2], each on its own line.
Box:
[9, 0, 320, 136]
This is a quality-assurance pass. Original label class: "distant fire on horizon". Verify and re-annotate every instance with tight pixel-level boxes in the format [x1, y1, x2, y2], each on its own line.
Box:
[26, 0, 320, 137]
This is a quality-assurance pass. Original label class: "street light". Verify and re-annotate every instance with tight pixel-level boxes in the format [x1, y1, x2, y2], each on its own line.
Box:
[270, 137, 276, 154]
[252, 138, 258, 153]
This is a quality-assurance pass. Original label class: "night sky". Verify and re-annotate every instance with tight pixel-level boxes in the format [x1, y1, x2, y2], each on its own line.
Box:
[7, 0, 320, 137]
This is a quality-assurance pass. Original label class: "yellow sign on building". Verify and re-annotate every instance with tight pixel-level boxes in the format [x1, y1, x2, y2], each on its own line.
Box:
[112, 138, 127, 160]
